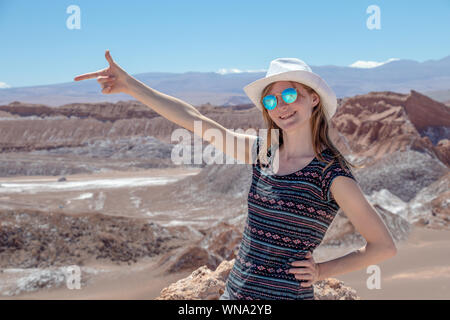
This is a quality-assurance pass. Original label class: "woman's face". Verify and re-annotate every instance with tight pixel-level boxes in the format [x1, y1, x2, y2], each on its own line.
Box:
[264, 81, 319, 131]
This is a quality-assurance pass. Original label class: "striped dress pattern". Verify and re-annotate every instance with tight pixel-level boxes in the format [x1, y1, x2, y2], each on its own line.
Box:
[224, 136, 357, 300]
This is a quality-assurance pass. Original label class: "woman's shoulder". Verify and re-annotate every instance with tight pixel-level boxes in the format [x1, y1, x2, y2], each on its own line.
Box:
[315, 147, 347, 174]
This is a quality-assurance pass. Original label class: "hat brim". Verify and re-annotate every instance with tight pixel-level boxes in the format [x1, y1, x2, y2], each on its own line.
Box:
[243, 70, 337, 121]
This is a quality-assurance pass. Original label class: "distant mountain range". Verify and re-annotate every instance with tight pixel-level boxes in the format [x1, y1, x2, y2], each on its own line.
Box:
[1, 55, 450, 107]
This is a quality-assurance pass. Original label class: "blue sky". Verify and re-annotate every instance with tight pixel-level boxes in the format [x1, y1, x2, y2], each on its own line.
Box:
[1, 0, 449, 88]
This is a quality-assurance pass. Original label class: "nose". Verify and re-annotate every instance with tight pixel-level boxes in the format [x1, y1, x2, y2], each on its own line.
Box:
[277, 99, 290, 113]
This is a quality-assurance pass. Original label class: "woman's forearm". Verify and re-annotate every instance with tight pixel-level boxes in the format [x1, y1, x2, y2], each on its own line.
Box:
[125, 75, 203, 132]
[317, 242, 396, 281]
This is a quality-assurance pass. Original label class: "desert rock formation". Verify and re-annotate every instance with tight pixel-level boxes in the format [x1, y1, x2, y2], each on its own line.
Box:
[156, 259, 360, 300]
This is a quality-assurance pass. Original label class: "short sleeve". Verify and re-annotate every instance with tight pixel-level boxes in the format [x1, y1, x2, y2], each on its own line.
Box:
[321, 159, 357, 202]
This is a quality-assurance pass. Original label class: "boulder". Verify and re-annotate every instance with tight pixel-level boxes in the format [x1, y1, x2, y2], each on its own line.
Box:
[156, 259, 360, 300]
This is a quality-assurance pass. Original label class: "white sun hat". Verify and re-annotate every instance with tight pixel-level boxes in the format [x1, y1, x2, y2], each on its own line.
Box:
[243, 58, 337, 122]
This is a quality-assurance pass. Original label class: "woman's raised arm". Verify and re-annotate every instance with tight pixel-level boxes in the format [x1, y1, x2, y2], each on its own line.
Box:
[73, 50, 257, 164]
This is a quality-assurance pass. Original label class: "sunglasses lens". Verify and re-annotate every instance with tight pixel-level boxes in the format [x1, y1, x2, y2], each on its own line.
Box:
[282, 88, 297, 104]
[263, 95, 277, 110]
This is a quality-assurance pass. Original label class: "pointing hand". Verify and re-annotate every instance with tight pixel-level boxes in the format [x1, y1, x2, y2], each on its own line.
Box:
[73, 50, 131, 95]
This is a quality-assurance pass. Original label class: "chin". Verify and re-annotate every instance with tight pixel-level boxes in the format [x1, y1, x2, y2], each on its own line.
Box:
[278, 118, 308, 131]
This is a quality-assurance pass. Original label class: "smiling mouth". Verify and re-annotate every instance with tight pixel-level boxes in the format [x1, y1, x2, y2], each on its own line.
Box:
[279, 111, 296, 120]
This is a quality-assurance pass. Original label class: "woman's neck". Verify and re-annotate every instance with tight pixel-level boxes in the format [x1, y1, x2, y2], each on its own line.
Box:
[279, 123, 316, 160]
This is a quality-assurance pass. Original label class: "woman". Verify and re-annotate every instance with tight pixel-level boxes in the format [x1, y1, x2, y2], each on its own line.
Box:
[74, 51, 397, 300]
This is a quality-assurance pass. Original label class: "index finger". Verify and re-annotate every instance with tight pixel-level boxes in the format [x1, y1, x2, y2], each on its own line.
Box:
[73, 69, 107, 81]
[290, 260, 311, 267]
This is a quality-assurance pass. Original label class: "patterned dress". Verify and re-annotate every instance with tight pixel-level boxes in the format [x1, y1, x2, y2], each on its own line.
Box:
[224, 136, 357, 300]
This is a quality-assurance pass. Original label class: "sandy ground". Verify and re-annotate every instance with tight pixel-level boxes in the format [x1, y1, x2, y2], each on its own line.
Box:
[0, 167, 200, 183]
[0, 167, 205, 223]
[1, 224, 447, 300]
[1, 256, 193, 300]
[335, 225, 450, 300]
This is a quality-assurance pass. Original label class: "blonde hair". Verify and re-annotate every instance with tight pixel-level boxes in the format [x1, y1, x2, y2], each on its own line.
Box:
[258, 81, 360, 173]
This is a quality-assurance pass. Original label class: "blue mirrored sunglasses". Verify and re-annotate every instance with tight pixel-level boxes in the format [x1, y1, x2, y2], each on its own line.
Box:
[262, 87, 298, 110]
